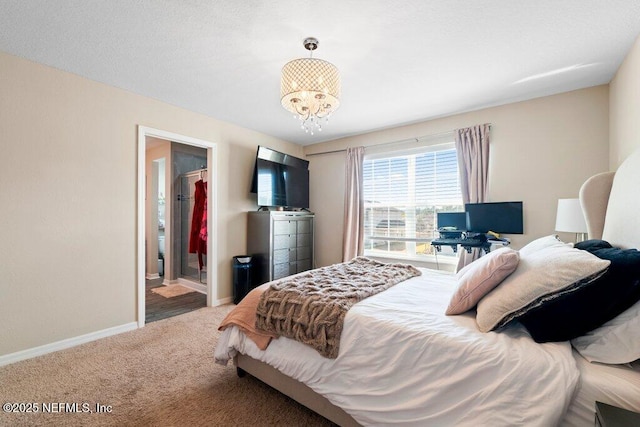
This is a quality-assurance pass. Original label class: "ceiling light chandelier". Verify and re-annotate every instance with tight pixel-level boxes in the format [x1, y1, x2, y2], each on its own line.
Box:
[281, 37, 341, 135]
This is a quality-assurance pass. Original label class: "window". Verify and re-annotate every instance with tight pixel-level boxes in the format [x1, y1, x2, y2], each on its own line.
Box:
[363, 143, 463, 261]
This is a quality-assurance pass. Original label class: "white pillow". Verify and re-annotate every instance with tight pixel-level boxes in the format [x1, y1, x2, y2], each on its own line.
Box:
[476, 244, 610, 333]
[518, 234, 569, 257]
[571, 299, 640, 364]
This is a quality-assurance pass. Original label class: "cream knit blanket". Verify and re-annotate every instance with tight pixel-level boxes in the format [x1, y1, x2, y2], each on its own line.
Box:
[255, 257, 421, 358]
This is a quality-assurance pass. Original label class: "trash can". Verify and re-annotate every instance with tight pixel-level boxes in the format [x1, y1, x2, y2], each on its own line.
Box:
[158, 254, 164, 277]
[233, 255, 253, 304]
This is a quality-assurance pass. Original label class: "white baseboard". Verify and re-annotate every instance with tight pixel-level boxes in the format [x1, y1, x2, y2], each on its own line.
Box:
[214, 296, 233, 306]
[145, 273, 160, 280]
[177, 278, 207, 294]
[0, 322, 138, 367]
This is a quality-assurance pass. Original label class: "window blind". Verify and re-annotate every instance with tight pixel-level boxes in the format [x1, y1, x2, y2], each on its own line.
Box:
[363, 144, 463, 259]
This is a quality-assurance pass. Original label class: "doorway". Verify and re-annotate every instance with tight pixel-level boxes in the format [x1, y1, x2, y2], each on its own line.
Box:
[137, 126, 217, 328]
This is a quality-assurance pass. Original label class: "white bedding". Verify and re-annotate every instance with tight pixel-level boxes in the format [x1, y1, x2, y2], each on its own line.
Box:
[562, 352, 640, 426]
[215, 268, 581, 426]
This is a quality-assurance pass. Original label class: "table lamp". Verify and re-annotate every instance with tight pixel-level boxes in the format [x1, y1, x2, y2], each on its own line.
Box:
[555, 198, 588, 242]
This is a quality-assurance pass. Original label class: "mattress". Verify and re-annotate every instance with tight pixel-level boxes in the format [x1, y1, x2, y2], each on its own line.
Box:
[216, 268, 581, 426]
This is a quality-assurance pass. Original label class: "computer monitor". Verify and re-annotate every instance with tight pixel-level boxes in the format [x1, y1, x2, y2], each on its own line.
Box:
[465, 201, 524, 234]
[437, 212, 467, 231]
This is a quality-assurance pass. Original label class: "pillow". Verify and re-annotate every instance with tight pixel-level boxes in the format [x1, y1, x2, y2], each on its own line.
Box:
[571, 299, 640, 364]
[574, 239, 613, 251]
[476, 244, 610, 333]
[519, 244, 640, 343]
[446, 247, 520, 315]
[518, 234, 569, 257]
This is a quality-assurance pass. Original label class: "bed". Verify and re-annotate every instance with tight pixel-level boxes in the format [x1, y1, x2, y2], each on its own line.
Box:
[215, 149, 640, 426]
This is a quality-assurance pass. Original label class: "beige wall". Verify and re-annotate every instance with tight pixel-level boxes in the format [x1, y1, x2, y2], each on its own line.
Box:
[610, 34, 640, 169]
[0, 51, 302, 357]
[305, 86, 610, 267]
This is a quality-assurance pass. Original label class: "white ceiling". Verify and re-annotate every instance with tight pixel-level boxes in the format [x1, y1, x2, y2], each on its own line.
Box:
[2, 1, 639, 146]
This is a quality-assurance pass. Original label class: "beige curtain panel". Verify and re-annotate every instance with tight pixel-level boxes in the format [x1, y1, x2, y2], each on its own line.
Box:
[455, 124, 491, 271]
[342, 146, 366, 262]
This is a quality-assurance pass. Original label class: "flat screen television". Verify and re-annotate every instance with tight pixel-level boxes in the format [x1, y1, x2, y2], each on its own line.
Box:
[465, 201, 524, 234]
[437, 212, 467, 231]
[250, 146, 310, 209]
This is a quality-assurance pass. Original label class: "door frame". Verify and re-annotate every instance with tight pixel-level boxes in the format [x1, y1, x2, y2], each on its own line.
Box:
[137, 126, 218, 328]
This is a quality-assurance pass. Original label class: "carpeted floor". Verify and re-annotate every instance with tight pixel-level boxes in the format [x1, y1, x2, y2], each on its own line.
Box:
[0, 306, 335, 427]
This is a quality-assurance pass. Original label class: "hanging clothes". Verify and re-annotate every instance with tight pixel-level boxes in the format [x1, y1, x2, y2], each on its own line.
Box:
[199, 194, 208, 242]
[188, 178, 207, 270]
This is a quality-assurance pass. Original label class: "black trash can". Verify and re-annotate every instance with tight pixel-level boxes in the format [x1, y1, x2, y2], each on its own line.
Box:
[233, 255, 253, 304]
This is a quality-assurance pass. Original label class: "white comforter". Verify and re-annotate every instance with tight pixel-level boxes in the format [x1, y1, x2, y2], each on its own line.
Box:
[215, 268, 580, 426]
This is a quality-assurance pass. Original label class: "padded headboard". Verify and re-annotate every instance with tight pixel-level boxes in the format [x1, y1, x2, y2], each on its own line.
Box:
[580, 148, 640, 249]
[579, 172, 614, 240]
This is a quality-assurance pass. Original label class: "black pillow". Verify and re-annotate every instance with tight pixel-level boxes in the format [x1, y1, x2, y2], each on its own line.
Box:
[518, 241, 640, 343]
[574, 239, 613, 251]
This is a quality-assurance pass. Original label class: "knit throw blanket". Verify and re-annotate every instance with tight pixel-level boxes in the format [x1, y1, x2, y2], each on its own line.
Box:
[255, 257, 422, 358]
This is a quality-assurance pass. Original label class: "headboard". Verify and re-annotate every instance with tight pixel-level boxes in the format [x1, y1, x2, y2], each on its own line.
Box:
[580, 148, 640, 249]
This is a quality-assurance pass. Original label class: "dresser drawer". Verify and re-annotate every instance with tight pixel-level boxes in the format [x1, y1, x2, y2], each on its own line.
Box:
[296, 246, 311, 261]
[273, 220, 297, 235]
[296, 259, 312, 273]
[274, 234, 297, 250]
[273, 248, 296, 264]
[297, 233, 311, 248]
[296, 219, 312, 234]
[273, 262, 298, 280]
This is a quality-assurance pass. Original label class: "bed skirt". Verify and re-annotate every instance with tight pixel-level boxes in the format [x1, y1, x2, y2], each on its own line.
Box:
[234, 353, 360, 426]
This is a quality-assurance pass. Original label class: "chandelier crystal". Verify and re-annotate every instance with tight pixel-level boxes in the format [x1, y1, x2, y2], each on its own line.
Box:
[281, 37, 341, 135]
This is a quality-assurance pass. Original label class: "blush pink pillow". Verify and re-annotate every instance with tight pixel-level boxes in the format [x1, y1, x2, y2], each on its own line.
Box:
[446, 247, 520, 315]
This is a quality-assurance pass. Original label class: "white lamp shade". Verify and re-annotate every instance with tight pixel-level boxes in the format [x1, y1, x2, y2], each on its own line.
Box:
[555, 198, 588, 233]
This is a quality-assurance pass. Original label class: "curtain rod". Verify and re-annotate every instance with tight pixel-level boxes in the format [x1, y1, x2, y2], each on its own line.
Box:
[305, 124, 492, 157]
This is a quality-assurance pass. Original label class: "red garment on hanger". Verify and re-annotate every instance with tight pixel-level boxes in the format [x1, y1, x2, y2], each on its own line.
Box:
[188, 180, 207, 267]
[199, 195, 208, 242]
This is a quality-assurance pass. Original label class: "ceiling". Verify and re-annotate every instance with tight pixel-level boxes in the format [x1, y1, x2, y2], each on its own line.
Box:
[2, 1, 640, 146]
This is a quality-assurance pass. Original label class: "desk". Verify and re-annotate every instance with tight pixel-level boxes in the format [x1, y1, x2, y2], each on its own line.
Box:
[431, 238, 501, 254]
